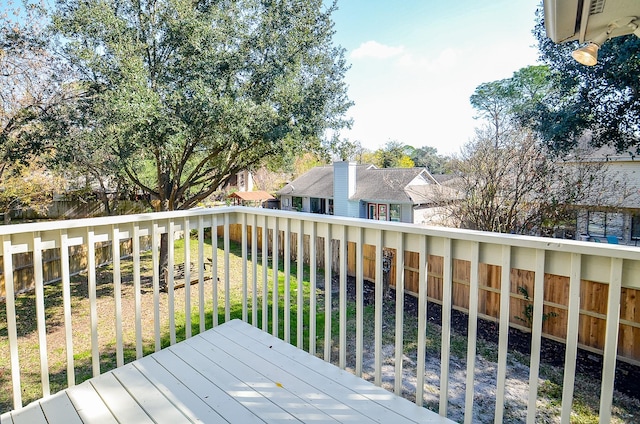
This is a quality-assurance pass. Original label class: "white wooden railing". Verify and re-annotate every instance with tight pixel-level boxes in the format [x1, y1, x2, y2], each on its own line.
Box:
[1, 206, 639, 423]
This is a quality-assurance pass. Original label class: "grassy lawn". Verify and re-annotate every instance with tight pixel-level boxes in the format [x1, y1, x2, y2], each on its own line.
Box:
[0, 235, 327, 413]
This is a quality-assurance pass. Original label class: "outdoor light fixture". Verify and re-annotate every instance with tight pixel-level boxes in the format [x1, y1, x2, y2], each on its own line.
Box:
[572, 17, 640, 66]
[572, 29, 611, 66]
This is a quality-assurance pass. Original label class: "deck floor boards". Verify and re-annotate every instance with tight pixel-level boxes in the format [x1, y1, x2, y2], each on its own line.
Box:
[2, 320, 453, 423]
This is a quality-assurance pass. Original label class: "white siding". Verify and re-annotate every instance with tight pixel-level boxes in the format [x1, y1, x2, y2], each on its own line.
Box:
[333, 162, 357, 217]
[401, 204, 413, 223]
[280, 195, 293, 211]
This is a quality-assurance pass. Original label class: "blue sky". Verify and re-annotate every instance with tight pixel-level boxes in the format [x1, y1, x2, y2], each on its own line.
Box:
[330, 0, 542, 155]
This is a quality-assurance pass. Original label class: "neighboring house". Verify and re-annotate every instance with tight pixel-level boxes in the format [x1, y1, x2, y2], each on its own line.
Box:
[276, 161, 454, 224]
[567, 150, 640, 245]
[223, 170, 254, 192]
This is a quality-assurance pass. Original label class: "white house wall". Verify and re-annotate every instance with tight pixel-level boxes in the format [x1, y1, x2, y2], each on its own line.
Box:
[401, 204, 413, 223]
[407, 174, 430, 186]
[280, 195, 293, 211]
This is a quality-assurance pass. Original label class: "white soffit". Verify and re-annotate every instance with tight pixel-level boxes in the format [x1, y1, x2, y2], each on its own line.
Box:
[545, 0, 640, 43]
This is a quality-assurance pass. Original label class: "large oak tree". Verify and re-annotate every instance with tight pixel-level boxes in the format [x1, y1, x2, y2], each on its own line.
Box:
[51, 0, 352, 211]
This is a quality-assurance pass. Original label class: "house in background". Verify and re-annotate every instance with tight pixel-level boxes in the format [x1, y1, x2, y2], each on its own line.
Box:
[222, 170, 255, 193]
[276, 161, 454, 224]
[568, 150, 640, 245]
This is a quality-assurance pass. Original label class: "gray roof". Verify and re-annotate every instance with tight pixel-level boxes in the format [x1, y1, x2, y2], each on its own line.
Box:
[277, 166, 335, 198]
[277, 165, 442, 205]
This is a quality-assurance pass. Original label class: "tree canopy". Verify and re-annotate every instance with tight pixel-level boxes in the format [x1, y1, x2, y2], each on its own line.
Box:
[50, 0, 352, 211]
[1, 1, 69, 178]
[533, 10, 640, 154]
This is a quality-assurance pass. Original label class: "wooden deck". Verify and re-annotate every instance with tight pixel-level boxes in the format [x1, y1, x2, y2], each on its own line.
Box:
[1, 320, 452, 423]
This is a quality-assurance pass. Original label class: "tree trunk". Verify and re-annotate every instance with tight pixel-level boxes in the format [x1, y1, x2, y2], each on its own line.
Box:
[159, 232, 169, 289]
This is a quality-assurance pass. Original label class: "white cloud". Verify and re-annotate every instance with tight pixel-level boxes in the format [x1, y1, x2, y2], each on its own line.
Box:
[396, 48, 459, 73]
[350, 40, 405, 59]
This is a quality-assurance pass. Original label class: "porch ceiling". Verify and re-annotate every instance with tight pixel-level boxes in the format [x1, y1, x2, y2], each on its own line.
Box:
[544, 0, 640, 43]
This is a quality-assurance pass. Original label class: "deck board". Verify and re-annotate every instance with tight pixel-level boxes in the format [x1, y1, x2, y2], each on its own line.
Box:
[39, 392, 83, 424]
[3, 319, 453, 423]
[65, 381, 118, 424]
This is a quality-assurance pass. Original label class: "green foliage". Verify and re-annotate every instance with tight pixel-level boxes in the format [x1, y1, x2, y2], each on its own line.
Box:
[533, 11, 640, 154]
[50, 0, 352, 211]
[372, 140, 415, 168]
[410, 145, 450, 174]
[514, 285, 558, 328]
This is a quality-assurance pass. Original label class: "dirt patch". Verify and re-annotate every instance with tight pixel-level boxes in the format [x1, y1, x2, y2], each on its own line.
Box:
[330, 275, 640, 423]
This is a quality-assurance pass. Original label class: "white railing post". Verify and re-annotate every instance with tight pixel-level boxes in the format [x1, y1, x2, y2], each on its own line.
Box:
[416, 235, 428, 407]
[296, 220, 304, 349]
[271, 216, 279, 336]
[560, 253, 582, 424]
[112, 226, 124, 368]
[309, 221, 317, 355]
[494, 245, 512, 422]
[261, 215, 268, 332]
[323, 224, 332, 362]
[242, 214, 248, 323]
[339, 224, 347, 370]
[86, 227, 100, 377]
[374, 229, 383, 386]
[355, 227, 364, 377]
[168, 220, 176, 345]
[223, 214, 230, 323]
[184, 217, 192, 339]
[212, 215, 219, 328]
[284, 218, 291, 342]
[3, 235, 21, 410]
[526, 249, 546, 424]
[33, 232, 50, 398]
[60, 230, 75, 385]
[599, 258, 623, 423]
[463, 242, 480, 424]
[132, 223, 143, 359]
[439, 237, 453, 417]
[394, 231, 405, 395]
[152, 222, 161, 352]
[197, 216, 205, 334]
[252, 214, 259, 328]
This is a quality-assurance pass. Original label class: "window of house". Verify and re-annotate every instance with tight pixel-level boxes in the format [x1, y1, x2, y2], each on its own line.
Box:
[292, 197, 302, 211]
[389, 204, 401, 222]
[328, 199, 334, 215]
[588, 211, 624, 238]
[310, 197, 321, 213]
[378, 204, 387, 221]
[588, 212, 606, 236]
[368, 203, 377, 220]
[632, 215, 640, 240]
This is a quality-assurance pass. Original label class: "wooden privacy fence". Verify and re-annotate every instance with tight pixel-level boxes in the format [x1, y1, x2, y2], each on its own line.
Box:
[0, 239, 144, 298]
[223, 223, 640, 364]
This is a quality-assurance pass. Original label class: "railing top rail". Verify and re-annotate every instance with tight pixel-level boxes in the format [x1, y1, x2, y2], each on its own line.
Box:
[0, 206, 638, 260]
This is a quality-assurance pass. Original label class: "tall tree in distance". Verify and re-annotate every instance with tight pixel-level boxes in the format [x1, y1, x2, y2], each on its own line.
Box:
[445, 66, 598, 235]
[374, 140, 414, 168]
[411, 146, 450, 174]
[1, 0, 70, 179]
[533, 10, 640, 154]
[51, 0, 352, 212]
